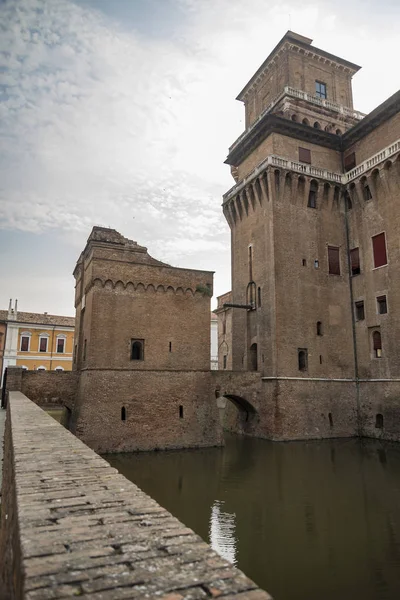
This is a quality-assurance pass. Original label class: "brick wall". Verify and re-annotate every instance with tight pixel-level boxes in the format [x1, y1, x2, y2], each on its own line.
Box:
[0, 392, 272, 600]
[4, 367, 77, 409]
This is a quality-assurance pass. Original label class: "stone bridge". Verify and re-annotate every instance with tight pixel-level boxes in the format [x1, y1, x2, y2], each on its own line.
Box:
[211, 371, 264, 436]
[0, 392, 273, 600]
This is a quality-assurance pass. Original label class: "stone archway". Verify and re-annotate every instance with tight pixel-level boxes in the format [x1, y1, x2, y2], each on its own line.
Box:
[216, 390, 258, 435]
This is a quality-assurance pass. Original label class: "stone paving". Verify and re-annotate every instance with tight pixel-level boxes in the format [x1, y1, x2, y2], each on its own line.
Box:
[0, 392, 273, 600]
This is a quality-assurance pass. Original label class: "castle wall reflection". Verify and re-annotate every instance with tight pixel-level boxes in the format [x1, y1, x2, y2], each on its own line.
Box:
[105, 435, 400, 600]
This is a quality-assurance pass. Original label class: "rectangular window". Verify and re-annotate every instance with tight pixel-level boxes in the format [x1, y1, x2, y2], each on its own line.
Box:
[39, 337, 48, 353]
[372, 233, 388, 268]
[223, 355, 227, 370]
[315, 81, 327, 99]
[355, 301, 365, 321]
[328, 246, 340, 275]
[377, 295, 387, 315]
[350, 248, 360, 276]
[57, 338, 65, 353]
[20, 336, 30, 352]
[344, 152, 356, 172]
[299, 147, 311, 164]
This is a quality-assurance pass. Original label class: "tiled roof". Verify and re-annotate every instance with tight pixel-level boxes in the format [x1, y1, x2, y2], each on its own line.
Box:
[0, 310, 75, 327]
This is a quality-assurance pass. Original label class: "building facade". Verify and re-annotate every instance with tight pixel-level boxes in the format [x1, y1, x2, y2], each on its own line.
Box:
[70, 226, 222, 452]
[1, 300, 75, 385]
[218, 30, 400, 440]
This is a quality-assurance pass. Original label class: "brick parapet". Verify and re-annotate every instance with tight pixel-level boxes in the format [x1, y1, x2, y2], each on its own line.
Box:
[0, 392, 273, 600]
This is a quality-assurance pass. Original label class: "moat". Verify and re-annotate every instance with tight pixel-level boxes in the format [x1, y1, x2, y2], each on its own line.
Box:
[104, 434, 400, 600]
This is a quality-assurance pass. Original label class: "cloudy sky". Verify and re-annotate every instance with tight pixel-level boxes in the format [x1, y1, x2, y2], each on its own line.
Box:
[1, 0, 399, 316]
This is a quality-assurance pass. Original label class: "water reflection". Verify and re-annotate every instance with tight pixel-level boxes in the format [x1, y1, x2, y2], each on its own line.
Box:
[210, 500, 237, 565]
[104, 435, 400, 600]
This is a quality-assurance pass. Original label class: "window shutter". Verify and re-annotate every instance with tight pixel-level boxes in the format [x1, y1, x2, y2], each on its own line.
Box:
[372, 233, 387, 268]
[373, 331, 381, 351]
[344, 152, 356, 172]
[299, 147, 311, 164]
[328, 246, 340, 275]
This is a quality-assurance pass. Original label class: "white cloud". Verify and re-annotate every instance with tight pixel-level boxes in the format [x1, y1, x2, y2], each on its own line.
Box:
[0, 0, 399, 312]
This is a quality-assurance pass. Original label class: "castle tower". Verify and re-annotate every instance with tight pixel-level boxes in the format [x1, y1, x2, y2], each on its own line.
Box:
[71, 227, 222, 452]
[222, 31, 400, 440]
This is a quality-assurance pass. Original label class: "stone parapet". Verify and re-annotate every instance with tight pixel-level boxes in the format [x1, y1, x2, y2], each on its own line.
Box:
[0, 392, 272, 600]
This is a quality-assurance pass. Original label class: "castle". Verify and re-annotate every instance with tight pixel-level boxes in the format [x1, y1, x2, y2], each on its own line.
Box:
[215, 30, 400, 441]
[5, 31, 400, 450]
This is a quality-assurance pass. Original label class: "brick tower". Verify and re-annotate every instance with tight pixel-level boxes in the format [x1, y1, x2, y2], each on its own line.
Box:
[220, 31, 400, 441]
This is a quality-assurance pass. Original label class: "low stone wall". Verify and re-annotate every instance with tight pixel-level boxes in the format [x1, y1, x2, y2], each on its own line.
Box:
[4, 366, 77, 409]
[0, 392, 272, 600]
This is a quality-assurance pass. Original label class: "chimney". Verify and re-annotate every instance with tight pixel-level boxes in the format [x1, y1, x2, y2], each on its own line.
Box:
[14, 299, 18, 317]
[8, 298, 15, 320]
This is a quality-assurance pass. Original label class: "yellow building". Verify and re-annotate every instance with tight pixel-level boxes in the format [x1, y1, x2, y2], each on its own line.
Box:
[1, 300, 75, 382]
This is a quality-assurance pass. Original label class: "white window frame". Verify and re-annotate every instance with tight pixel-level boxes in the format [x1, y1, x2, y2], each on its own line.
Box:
[37, 366, 46, 371]
[21, 365, 28, 370]
[55, 366, 64, 372]
[38, 334, 50, 353]
[20, 332, 32, 352]
[56, 334, 66, 354]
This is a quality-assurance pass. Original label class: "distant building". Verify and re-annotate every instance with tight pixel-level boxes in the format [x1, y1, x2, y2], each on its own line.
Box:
[210, 313, 218, 370]
[214, 292, 232, 371]
[1, 300, 75, 385]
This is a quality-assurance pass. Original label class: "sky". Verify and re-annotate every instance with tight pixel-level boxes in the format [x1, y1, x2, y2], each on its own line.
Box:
[0, 0, 399, 316]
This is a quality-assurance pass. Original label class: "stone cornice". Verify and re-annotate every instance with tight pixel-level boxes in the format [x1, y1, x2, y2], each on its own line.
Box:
[237, 32, 360, 101]
[225, 114, 341, 167]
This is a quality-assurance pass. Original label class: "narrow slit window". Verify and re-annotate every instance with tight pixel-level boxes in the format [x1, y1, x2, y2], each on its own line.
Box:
[179, 405, 183, 419]
[121, 407, 126, 421]
[169, 341, 172, 352]
[83, 339, 87, 361]
[317, 321, 323, 336]
[223, 355, 227, 370]
[298, 348, 308, 372]
[328, 413, 333, 427]
[257, 287, 261, 307]
[375, 414, 383, 429]
[350, 248, 360, 276]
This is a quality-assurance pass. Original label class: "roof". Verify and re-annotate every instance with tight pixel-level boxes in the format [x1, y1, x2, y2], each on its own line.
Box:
[0, 310, 75, 328]
[237, 31, 361, 101]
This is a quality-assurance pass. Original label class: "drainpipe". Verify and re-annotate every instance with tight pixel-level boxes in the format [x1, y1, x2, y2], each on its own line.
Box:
[343, 169, 361, 435]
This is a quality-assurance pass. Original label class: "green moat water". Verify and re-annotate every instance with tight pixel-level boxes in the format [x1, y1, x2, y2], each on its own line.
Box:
[106, 434, 400, 600]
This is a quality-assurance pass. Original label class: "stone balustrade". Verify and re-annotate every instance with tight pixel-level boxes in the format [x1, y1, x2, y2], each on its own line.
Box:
[0, 392, 272, 600]
[345, 140, 400, 182]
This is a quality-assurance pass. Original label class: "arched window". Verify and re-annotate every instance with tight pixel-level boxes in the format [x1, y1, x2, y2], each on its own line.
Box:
[21, 366, 28, 371]
[291, 114, 298, 122]
[375, 413, 383, 429]
[249, 343, 258, 371]
[361, 177, 372, 201]
[302, 118, 310, 126]
[336, 129, 342, 136]
[308, 180, 318, 208]
[298, 349, 308, 371]
[37, 366, 46, 372]
[313, 121, 321, 130]
[373, 331, 382, 358]
[121, 406, 126, 421]
[317, 321, 323, 336]
[55, 366, 64, 372]
[131, 339, 144, 360]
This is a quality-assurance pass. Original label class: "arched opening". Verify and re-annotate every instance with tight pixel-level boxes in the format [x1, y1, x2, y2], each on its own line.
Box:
[37, 366, 46, 372]
[298, 349, 308, 372]
[121, 406, 126, 421]
[375, 413, 383, 429]
[336, 129, 342, 135]
[291, 114, 298, 122]
[360, 176, 372, 201]
[302, 118, 310, 126]
[249, 343, 258, 371]
[219, 394, 258, 430]
[131, 340, 144, 360]
[55, 367, 64, 372]
[373, 331, 382, 358]
[313, 121, 321, 130]
[317, 321, 323, 336]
